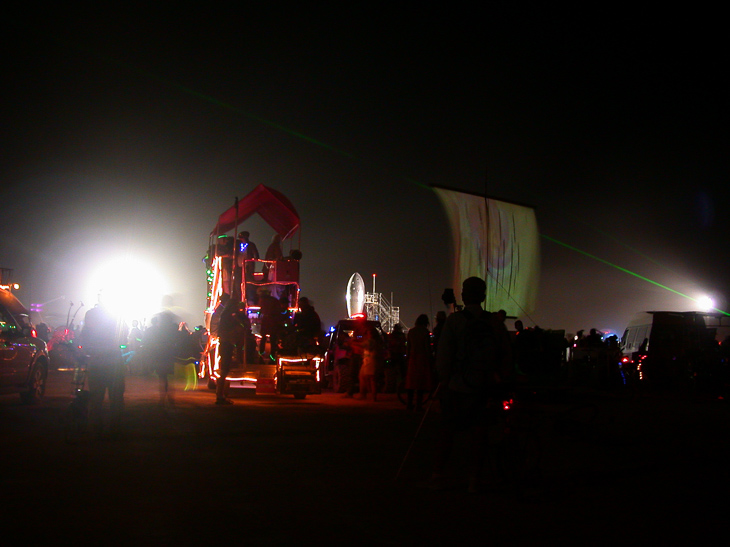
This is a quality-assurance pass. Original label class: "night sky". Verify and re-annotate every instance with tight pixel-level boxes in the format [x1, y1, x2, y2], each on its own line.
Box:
[2, 7, 728, 337]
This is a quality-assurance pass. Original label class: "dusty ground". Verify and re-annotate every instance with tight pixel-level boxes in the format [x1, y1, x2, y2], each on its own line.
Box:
[2, 369, 728, 545]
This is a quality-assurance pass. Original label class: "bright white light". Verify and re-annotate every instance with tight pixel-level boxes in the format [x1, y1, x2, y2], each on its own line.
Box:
[85, 256, 168, 324]
[697, 295, 714, 312]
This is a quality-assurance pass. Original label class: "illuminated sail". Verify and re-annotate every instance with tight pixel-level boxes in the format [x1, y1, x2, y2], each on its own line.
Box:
[433, 186, 540, 317]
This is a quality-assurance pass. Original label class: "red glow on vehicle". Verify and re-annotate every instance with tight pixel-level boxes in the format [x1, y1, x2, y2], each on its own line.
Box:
[351, 312, 367, 320]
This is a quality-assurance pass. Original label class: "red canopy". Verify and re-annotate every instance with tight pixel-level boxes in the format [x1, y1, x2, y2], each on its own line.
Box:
[211, 185, 300, 240]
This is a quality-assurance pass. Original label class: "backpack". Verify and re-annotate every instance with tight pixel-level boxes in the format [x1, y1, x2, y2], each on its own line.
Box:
[457, 309, 499, 390]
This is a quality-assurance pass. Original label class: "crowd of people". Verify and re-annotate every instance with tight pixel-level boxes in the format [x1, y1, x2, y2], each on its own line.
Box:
[356, 301, 513, 411]
[55, 303, 207, 437]
[47, 274, 577, 491]
[44, 268, 730, 497]
[50, 262, 591, 492]
[125, 317, 207, 379]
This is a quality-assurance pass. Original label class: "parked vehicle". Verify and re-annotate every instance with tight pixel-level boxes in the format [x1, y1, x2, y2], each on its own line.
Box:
[0, 286, 50, 403]
[620, 311, 730, 389]
[323, 316, 386, 393]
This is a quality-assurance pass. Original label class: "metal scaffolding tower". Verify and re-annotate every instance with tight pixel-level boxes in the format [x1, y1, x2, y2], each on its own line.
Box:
[364, 291, 401, 333]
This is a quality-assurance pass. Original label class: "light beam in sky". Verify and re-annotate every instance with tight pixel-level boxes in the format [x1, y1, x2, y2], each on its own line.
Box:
[80, 42, 724, 322]
[84, 49, 429, 189]
[541, 235, 729, 316]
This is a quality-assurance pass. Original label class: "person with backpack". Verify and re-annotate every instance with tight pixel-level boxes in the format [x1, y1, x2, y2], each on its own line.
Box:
[432, 276, 503, 493]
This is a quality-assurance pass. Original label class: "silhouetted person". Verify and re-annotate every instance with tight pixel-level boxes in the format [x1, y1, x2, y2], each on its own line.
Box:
[586, 328, 603, 348]
[236, 232, 259, 274]
[265, 233, 283, 260]
[258, 289, 283, 356]
[491, 309, 513, 382]
[79, 303, 127, 438]
[343, 320, 366, 398]
[146, 310, 180, 406]
[432, 311, 447, 358]
[385, 324, 406, 393]
[264, 234, 284, 281]
[127, 319, 143, 374]
[293, 297, 322, 353]
[128, 319, 143, 352]
[236, 231, 260, 303]
[190, 325, 207, 363]
[37, 322, 51, 343]
[433, 276, 501, 493]
[211, 293, 240, 405]
[405, 314, 434, 411]
[236, 231, 260, 265]
[357, 327, 380, 401]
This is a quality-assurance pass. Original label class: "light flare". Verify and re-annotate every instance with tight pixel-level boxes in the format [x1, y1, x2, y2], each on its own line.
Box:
[85, 256, 168, 324]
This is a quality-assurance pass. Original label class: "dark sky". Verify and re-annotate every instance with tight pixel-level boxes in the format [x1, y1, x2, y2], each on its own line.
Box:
[2, 6, 728, 336]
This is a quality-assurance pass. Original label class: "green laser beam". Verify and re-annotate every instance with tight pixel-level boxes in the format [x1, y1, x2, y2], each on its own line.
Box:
[81, 46, 727, 318]
[541, 234, 730, 316]
[127, 54, 726, 319]
[91, 51, 429, 190]
[39, 33, 706, 281]
[520, 187, 686, 279]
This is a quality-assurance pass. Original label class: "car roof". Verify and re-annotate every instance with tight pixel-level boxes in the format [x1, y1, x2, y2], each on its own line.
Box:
[0, 288, 29, 317]
[337, 319, 382, 328]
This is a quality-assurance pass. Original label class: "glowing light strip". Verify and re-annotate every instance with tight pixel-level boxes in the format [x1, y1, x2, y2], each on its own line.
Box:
[207, 256, 224, 314]
[246, 281, 299, 286]
[228, 376, 259, 383]
[541, 234, 730, 316]
[279, 357, 322, 368]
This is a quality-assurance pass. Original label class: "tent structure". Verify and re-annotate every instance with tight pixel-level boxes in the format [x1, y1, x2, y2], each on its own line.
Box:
[433, 185, 540, 317]
[211, 184, 300, 240]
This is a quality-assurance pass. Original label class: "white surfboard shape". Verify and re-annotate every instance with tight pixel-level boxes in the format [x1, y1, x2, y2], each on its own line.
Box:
[346, 272, 365, 318]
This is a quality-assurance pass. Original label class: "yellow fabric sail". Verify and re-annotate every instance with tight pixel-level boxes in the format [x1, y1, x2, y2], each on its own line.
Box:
[433, 186, 540, 317]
